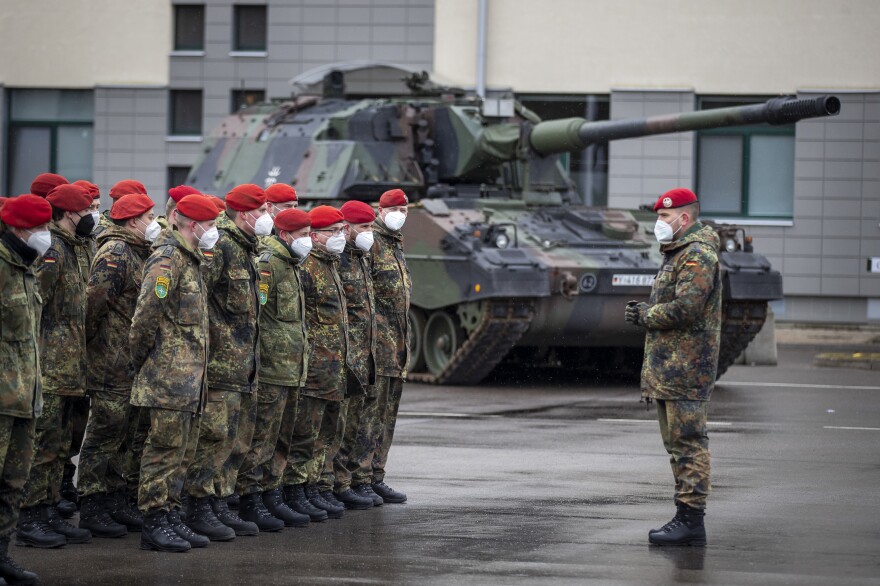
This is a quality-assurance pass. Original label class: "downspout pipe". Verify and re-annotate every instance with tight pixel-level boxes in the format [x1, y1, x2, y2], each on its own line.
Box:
[476, 0, 487, 99]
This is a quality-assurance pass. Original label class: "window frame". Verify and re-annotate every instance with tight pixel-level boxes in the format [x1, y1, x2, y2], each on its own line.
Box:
[173, 4, 206, 51]
[167, 165, 193, 190]
[230, 89, 266, 114]
[233, 4, 268, 52]
[168, 89, 204, 137]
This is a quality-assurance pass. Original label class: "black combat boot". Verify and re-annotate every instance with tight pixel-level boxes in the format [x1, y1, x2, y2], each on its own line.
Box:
[283, 485, 327, 522]
[352, 483, 384, 507]
[211, 496, 258, 536]
[648, 504, 707, 546]
[57, 468, 78, 518]
[238, 493, 284, 532]
[0, 538, 38, 584]
[306, 486, 344, 519]
[167, 509, 209, 548]
[78, 494, 127, 538]
[225, 494, 240, 510]
[334, 488, 373, 510]
[372, 481, 407, 504]
[139, 510, 190, 553]
[107, 490, 143, 532]
[184, 497, 235, 542]
[179, 494, 193, 522]
[44, 504, 91, 544]
[15, 506, 66, 549]
[263, 489, 310, 528]
[320, 490, 346, 509]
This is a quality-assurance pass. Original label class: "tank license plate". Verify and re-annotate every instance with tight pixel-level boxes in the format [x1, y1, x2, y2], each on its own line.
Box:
[611, 274, 655, 287]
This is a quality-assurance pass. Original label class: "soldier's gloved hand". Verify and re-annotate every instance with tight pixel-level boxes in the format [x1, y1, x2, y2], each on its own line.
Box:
[625, 301, 649, 326]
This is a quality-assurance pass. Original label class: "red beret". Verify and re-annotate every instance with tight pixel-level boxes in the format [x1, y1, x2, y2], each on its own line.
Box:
[1, 195, 52, 229]
[226, 184, 266, 211]
[379, 188, 408, 208]
[209, 196, 227, 212]
[309, 205, 344, 229]
[265, 184, 298, 204]
[46, 184, 93, 212]
[109, 179, 147, 200]
[177, 194, 221, 222]
[274, 209, 311, 233]
[73, 180, 101, 200]
[340, 200, 376, 224]
[0, 197, 7, 211]
[110, 193, 155, 220]
[653, 188, 698, 212]
[168, 185, 201, 203]
[30, 173, 68, 198]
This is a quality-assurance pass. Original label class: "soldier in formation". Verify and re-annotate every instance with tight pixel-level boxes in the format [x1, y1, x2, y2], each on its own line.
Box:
[626, 187, 721, 547]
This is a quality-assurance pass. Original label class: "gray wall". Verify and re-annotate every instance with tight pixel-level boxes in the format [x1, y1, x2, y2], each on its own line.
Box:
[0, 85, 5, 194]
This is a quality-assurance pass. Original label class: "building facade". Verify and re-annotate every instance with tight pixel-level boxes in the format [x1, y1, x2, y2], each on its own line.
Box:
[1, 0, 878, 323]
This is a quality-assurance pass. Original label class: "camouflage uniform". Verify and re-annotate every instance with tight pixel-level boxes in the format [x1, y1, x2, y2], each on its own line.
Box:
[284, 247, 348, 489]
[22, 224, 91, 509]
[185, 215, 260, 500]
[328, 241, 378, 492]
[237, 236, 308, 495]
[369, 218, 411, 483]
[638, 222, 721, 510]
[78, 225, 151, 498]
[0, 233, 42, 540]
[130, 229, 209, 513]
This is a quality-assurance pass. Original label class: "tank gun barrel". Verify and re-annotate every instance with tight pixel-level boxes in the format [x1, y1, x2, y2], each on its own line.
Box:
[528, 95, 841, 156]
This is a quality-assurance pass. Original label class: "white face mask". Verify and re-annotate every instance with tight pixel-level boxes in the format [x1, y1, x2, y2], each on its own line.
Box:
[654, 215, 682, 244]
[90, 211, 101, 234]
[138, 219, 162, 243]
[290, 236, 312, 259]
[354, 229, 374, 252]
[26, 230, 52, 257]
[325, 233, 347, 255]
[252, 212, 274, 236]
[197, 225, 220, 250]
[383, 210, 406, 231]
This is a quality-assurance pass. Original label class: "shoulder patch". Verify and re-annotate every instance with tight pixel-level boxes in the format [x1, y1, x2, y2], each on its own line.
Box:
[259, 251, 272, 263]
[155, 275, 170, 299]
[110, 242, 126, 256]
[259, 282, 269, 305]
[157, 245, 176, 258]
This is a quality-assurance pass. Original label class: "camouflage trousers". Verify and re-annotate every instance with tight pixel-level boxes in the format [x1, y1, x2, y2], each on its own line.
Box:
[317, 398, 350, 493]
[372, 376, 403, 483]
[283, 395, 344, 487]
[138, 408, 200, 513]
[656, 399, 711, 509]
[236, 383, 289, 496]
[77, 391, 147, 498]
[185, 390, 256, 499]
[22, 394, 80, 508]
[263, 387, 300, 491]
[62, 396, 90, 491]
[334, 391, 379, 491]
[119, 406, 150, 496]
[0, 415, 35, 540]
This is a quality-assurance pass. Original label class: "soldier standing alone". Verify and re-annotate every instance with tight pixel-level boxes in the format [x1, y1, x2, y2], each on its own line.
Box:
[625, 187, 721, 547]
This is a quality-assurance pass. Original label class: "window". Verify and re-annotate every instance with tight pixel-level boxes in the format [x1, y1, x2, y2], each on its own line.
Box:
[167, 166, 192, 189]
[697, 97, 795, 219]
[174, 5, 205, 51]
[233, 5, 267, 51]
[6, 89, 94, 195]
[169, 90, 203, 136]
[230, 89, 266, 113]
[518, 94, 610, 206]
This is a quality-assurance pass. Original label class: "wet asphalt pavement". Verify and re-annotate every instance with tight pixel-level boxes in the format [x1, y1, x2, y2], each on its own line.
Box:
[14, 346, 880, 585]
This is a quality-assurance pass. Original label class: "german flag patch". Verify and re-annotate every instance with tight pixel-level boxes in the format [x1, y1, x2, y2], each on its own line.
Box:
[43, 257, 56, 264]
[106, 261, 119, 269]
[685, 261, 699, 267]
[260, 270, 271, 277]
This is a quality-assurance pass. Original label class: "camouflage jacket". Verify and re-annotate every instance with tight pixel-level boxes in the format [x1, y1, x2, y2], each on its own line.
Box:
[129, 229, 209, 413]
[36, 224, 91, 396]
[256, 236, 309, 387]
[203, 217, 260, 393]
[0, 234, 43, 419]
[300, 247, 348, 401]
[86, 225, 152, 394]
[370, 218, 412, 378]
[93, 210, 113, 238]
[640, 223, 722, 402]
[339, 242, 377, 392]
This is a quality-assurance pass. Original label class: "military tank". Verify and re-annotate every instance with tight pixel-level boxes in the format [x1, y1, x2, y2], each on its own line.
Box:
[187, 62, 840, 385]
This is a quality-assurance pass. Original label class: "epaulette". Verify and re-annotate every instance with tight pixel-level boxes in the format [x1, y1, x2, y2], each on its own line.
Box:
[157, 244, 176, 258]
[259, 251, 272, 263]
[110, 242, 126, 256]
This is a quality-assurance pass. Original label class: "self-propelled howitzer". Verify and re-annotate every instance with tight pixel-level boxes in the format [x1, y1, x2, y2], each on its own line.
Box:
[187, 63, 840, 385]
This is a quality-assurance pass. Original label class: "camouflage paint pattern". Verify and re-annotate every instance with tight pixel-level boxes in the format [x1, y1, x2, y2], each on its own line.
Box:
[638, 223, 722, 402]
[370, 219, 411, 378]
[656, 399, 711, 509]
[236, 383, 288, 496]
[138, 408, 200, 513]
[0, 238, 42, 419]
[0, 415, 35, 540]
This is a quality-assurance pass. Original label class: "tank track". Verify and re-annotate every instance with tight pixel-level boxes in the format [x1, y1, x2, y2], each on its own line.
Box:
[716, 300, 768, 379]
[408, 298, 535, 385]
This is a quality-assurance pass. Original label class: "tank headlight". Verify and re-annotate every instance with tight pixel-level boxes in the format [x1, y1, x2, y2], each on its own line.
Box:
[725, 238, 737, 253]
[494, 232, 510, 249]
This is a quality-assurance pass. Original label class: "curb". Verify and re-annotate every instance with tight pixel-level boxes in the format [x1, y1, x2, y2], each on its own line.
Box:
[814, 352, 880, 370]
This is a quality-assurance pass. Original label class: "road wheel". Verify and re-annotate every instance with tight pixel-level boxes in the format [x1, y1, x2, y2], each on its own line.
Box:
[407, 308, 427, 373]
[423, 310, 461, 376]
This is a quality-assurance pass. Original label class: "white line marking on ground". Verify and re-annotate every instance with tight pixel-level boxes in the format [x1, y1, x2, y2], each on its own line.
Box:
[723, 381, 880, 391]
[399, 412, 503, 419]
[824, 426, 880, 431]
[597, 418, 731, 426]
